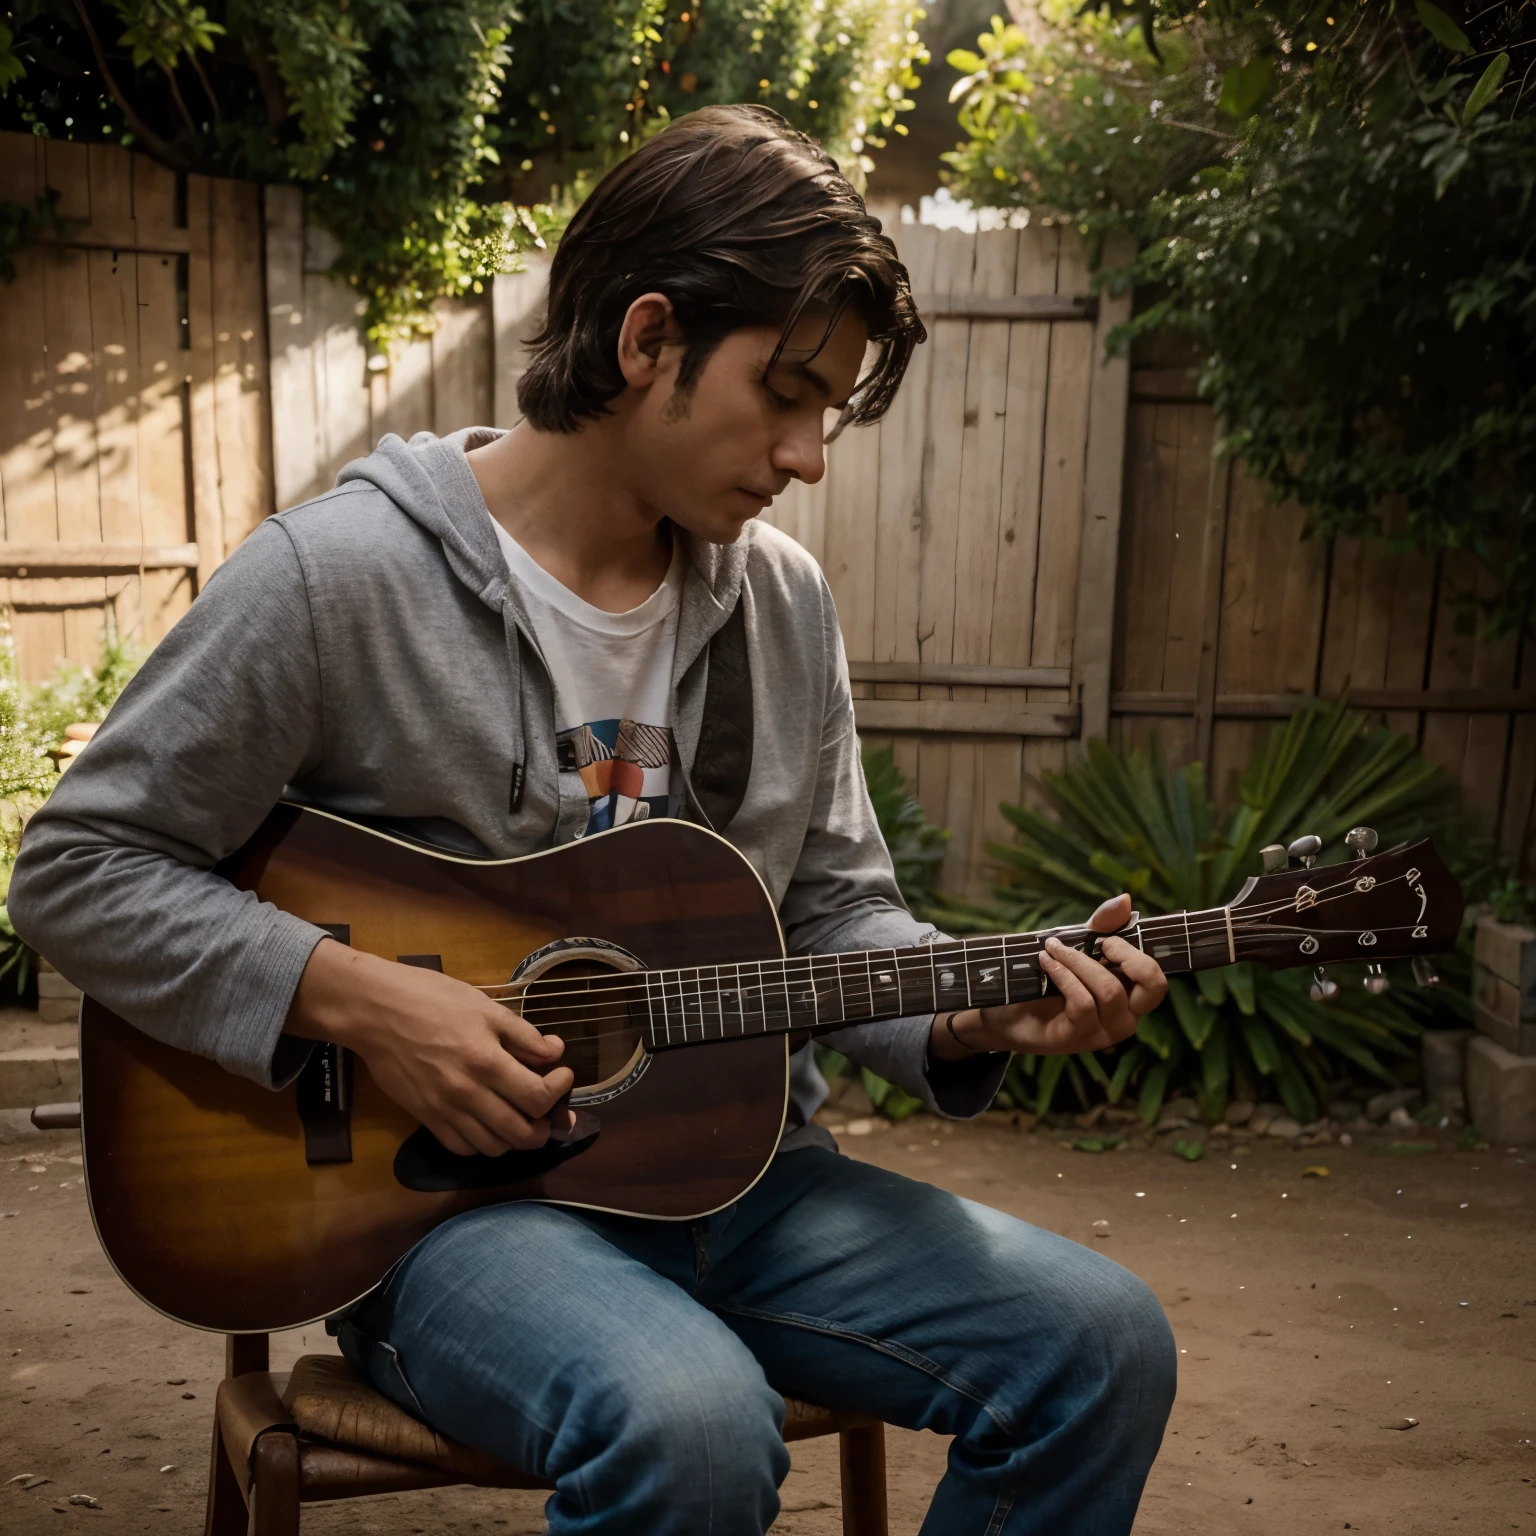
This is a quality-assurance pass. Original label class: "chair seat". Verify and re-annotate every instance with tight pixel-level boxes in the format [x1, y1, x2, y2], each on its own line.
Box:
[214, 1353, 880, 1503]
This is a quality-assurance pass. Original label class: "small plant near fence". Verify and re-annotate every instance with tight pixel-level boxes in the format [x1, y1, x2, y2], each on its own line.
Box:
[0, 630, 144, 994]
[856, 707, 1506, 1126]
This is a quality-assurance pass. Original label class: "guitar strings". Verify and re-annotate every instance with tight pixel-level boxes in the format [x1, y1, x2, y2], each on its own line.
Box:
[469, 865, 1415, 1006]
[472, 902, 1409, 1011]
[457, 867, 1421, 1020]
[473, 864, 1417, 1007]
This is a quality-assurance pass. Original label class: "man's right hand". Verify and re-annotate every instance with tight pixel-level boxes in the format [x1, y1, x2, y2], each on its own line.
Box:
[285, 937, 577, 1157]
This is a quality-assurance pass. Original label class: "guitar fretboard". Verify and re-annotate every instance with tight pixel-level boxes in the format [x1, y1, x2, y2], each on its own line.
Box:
[635, 909, 1239, 1047]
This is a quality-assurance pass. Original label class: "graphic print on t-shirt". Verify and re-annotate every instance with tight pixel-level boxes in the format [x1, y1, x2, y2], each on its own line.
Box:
[556, 717, 673, 831]
[489, 513, 682, 838]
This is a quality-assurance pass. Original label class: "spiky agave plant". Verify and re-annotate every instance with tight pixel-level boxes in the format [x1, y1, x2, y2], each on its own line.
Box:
[934, 703, 1466, 1124]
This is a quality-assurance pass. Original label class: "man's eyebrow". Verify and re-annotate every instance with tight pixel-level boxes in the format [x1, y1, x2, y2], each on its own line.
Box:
[778, 357, 850, 408]
[782, 359, 833, 398]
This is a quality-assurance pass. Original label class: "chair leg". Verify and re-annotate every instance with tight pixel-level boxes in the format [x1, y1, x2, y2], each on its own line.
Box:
[226, 1333, 270, 1378]
[203, 1413, 248, 1536]
[838, 1424, 888, 1536]
[248, 1432, 301, 1536]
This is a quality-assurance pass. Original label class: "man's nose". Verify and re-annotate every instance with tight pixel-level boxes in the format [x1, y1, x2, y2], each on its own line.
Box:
[773, 416, 827, 486]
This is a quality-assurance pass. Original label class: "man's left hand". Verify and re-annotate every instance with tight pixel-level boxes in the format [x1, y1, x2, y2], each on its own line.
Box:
[927, 893, 1167, 1063]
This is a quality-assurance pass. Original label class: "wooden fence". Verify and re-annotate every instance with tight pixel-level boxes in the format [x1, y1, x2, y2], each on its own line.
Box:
[1113, 330, 1536, 884]
[2, 137, 1531, 892]
[0, 131, 269, 681]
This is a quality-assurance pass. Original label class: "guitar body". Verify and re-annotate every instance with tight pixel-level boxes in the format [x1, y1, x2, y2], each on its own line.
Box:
[80, 807, 789, 1332]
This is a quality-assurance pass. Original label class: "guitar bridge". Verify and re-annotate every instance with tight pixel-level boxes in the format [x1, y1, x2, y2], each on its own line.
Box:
[296, 1041, 353, 1165]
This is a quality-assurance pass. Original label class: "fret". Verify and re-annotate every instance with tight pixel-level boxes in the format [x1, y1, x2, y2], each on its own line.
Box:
[869, 949, 902, 1017]
[641, 908, 1238, 1052]
[931, 943, 972, 1012]
[969, 941, 1006, 1007]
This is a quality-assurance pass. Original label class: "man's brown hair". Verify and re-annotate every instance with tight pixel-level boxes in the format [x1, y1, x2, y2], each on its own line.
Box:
[517, 106, 925, 433]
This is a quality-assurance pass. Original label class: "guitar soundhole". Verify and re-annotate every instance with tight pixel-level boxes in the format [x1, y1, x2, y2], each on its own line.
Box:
[518, 959, 645, 1092]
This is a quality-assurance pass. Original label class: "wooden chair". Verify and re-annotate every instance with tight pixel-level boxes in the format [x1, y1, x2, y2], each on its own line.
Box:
[205, 1334, 889, 1536]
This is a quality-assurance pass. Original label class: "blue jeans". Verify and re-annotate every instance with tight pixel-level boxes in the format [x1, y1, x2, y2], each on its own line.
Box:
[339, 1148, 1175, 1534]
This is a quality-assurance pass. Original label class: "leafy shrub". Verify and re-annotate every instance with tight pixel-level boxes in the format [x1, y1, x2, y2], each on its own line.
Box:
[861, 743, 947, 919]
[937, 704, 1470, 1124]
[1, 0, 924, 345]
[943, 1, 1536, 635]
[0, 630, 145, 988]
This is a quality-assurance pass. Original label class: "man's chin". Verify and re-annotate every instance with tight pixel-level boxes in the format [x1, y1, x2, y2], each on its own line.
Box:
[672, 508, 757, 546]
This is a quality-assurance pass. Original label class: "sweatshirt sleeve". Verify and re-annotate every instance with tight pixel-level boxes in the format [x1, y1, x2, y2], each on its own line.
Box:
[6, 518, 332, 1089]
[776, 580, 1007, 1120]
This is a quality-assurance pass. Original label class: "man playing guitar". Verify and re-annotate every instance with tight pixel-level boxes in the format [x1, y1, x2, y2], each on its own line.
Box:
[11, 106, 1175, 1534]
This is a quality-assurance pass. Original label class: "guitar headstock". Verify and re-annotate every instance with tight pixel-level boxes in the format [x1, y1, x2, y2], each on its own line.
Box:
[1226, 835, 1463, 971]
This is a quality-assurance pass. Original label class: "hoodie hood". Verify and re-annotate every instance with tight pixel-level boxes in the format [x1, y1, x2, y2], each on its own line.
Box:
[335, 427, 753, 671]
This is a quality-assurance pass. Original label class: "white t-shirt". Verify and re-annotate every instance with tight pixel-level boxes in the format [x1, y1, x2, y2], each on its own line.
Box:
[491, 517, 682, 835]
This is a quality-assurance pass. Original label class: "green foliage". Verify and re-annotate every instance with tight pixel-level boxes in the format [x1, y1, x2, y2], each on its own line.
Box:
[2, 0, 923, 347]
[499, 0, 924, 177]
[0, 630, 144, 986]
[25, 629, 145, 749]
[861, 743, 947, 919]
[943, 1, 1536, 636]
[943, 704, 1466, 1125]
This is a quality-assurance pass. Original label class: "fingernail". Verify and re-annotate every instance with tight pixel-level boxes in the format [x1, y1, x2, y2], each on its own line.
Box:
[551, 1108, 600, 1143]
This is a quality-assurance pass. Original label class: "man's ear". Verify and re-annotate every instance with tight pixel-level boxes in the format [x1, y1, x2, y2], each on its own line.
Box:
[616, 293, 684, 390]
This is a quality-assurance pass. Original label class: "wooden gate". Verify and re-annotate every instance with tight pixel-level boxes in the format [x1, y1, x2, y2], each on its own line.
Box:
[763, 220, 1133, 897]
[0, 132, 271, 682]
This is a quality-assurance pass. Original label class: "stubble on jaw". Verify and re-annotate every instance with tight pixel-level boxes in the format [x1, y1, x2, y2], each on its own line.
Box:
[658, 384, 693, 425]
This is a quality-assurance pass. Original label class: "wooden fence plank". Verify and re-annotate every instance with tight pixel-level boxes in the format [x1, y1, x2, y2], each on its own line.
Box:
[186, 175, 224, 589]
[915, 226, 976, 892]
[1112, 402, 1175, 694]
[264, 185, 319, 511]
[872, 219, 937, 665]
[1420, 553, 1480, 809]
[211, 177, 274, 554]
[989, 224, 1058, 672]
[1033, 231, 1094, 673]
[1070, 230, 1134, 743]
[491, 259, 551, 429]
[951, 227, 1018, 667]
[1192, 448, 1232, 766]
[821, 419, 881, 662]
[133, 248, 194, 646]
[917, 226, 977, 669]
[41, 140, 104, 671]
[432, 296, 494, 436]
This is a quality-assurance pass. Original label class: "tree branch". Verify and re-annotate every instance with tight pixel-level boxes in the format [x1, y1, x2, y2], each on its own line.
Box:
[69, 0, 193, 171]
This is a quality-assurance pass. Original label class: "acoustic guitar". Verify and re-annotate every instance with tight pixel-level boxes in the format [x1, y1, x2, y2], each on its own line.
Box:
[76, 804, 1461, 1332]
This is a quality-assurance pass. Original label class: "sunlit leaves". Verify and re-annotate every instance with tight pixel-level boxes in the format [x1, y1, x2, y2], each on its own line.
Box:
[1217, 55, 1273, 120]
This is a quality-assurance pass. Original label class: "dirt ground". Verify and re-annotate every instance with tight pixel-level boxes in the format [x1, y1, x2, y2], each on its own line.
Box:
[3, 1115, 1534, 1535]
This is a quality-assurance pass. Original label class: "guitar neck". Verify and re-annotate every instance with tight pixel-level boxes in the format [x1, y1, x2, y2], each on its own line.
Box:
[639, 909, 1239, 1049]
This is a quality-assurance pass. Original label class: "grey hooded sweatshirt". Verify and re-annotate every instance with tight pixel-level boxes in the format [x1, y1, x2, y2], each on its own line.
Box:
[8, 429, 1006, 1147]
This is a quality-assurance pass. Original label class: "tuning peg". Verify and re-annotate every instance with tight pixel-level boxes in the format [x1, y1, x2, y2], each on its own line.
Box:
[1287, 835, 1322, 870]
[1310, 966, 1339, 1004]
[1363, 962, 1390, 996]
[1412, 955, 1441, 988]
[1261, 844, 1287, 874]
[1345, 826, 1378, 860]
